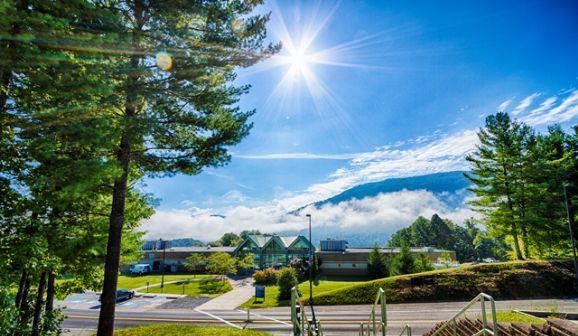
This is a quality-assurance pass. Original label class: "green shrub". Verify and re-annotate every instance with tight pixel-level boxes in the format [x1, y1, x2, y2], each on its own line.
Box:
[277, 268, 299, 301]
[314, 261, 574, 305]
[253, 268, 279, 286]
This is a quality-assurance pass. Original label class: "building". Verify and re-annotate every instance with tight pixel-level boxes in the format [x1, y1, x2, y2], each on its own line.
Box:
[137, 234, 312, 272]
[136, 236, 455, 276]
[316, 239, 456, 276]
[234, 234, 313, 269]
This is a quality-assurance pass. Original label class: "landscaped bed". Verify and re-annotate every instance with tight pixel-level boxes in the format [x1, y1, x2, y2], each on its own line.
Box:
[112, 324, 271, 336]
[241, 261, 574, 308]
[239, 280, 365, 309]
[147, 278, 232, 297]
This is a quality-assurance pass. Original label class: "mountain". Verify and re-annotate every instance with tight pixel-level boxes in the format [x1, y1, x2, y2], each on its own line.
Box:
[297, 170, 471, 212]
[284, 171, 473, 247]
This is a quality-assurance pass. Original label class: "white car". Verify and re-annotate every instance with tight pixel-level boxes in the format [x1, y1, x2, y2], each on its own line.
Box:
[130, 264, 151, 275]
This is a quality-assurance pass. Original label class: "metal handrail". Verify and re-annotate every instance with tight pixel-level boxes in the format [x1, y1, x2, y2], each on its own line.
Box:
[399, 325, 412, 336]
[359, 288, 387, 336]
[429, 293, 498, 336]
[291, 287, 323, 336]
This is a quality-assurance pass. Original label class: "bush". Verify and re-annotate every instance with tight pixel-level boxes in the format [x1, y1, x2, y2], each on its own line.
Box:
[314, 261, 575, 305]
[253, 268, 279, 286]
[277, 268, 299, 301]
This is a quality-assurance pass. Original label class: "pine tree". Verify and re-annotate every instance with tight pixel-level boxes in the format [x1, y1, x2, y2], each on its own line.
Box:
[367, 245, 388, 279]
[465, 113, 534, 260]
[85, 3, 279, 334]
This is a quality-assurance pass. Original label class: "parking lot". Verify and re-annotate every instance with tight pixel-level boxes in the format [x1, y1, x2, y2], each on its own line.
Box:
[58, 292, 183, 311]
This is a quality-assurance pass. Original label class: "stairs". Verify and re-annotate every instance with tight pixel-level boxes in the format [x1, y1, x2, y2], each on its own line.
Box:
[423, 317, 578, 336]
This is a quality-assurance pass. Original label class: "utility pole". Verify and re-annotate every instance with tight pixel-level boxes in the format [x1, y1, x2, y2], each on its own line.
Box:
[159, 239, 166, 289]
[306, 214, 318, 333]
[564, 184, 578, 288]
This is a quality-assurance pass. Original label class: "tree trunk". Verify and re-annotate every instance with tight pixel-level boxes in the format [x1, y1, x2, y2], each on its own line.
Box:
[97, 2, 142, 334]
[45, 273, 56, 312]
[15, 269, 27, 308]
[31, 271, 47, 336]
[96, 135, 131, 336]
[503, 165, 524, 260]
[17, 275, 31, 328]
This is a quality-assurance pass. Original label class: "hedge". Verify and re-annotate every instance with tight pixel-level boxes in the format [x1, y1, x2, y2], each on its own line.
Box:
[313, 261, 575, 305]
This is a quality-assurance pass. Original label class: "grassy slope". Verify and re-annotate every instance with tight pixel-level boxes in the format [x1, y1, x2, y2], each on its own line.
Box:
[241, 261, 574, 308]
[314, 260, 574, 305]
[239, 280, 364, 309]
[487, 311, 545, 324]
[113, 325, 271, 336]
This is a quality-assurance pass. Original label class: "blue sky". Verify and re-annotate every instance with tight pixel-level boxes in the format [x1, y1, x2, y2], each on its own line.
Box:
[141, 0, 578, 240]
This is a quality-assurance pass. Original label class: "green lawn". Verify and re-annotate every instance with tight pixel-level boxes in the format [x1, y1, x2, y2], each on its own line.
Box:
[113, 324, 271, 336]
[239, 280, 362, 309]
[117, 274, 214, 290]
[147, 278, 232, 297]
[485, 311, 545, 324]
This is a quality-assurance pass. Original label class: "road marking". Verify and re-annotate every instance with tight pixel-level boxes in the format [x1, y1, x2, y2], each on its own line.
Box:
[237, 309, 291, 326]
[65, 314, 442, 324]
[194, 308, 242, 329]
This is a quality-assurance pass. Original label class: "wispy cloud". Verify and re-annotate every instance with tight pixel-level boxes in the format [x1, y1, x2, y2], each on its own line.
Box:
[278, 89, 578, 210]
[235, 152, 361, 160]
[498, 99, 512, 111]
[512, 93, 540, 115]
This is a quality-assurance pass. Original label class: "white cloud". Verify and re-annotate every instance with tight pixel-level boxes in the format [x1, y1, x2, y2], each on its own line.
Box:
[512, 93, 540, 115]
[498, 99, 512, 111]
[521, 90, 578, 126]
[140, 190, 477, 241]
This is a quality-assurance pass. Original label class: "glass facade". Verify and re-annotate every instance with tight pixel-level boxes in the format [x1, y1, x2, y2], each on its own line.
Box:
[235, 235, 312, 269]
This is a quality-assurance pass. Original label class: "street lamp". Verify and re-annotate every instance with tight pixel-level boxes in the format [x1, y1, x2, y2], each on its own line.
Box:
[563, 184, 578, 288]
[305, 214, 318, 331]
[159, 239, 166, 290]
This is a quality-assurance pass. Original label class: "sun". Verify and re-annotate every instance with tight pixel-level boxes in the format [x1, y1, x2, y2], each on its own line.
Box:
[282, 44, 314, 78]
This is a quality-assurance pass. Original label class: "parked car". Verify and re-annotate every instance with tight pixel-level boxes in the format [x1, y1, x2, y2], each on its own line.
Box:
[99, 289, 135, 303]
[129, 264, 151, 275]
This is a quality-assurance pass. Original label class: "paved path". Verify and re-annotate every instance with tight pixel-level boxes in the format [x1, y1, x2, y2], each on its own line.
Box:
[196, 277, 254, 310]
[60, 297, 578, 336]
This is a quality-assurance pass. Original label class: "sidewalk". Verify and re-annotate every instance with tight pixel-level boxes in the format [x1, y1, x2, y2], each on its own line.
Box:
[196, 277, 254, 310]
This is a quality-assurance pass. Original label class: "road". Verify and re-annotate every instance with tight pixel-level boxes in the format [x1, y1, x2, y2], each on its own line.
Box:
[60, 297, 578, 336]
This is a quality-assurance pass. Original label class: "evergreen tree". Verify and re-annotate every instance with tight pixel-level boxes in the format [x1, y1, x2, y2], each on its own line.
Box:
[87, 2, 279, 334]
[390, 242, 416, 275]
[367, 245, 389, 279]
[465, 113, 534, 260]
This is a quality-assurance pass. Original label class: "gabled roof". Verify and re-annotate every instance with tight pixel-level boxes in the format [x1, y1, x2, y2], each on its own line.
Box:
[235, 234, 310, 252]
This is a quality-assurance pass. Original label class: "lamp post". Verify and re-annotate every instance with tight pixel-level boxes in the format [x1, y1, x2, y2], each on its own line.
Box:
[564, 184, 578, 287]
[305, 214, 317, 331]
[159, 238, 166, 289]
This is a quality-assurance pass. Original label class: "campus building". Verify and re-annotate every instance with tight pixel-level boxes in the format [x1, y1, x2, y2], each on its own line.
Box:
[136, 236, 455, 275]
[233, 234, 313, 269]
[138, 234, 312, 272]
[316, 239, 456, 276]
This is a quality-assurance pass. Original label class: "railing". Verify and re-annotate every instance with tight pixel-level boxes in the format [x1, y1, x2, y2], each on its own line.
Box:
[359, 288, 387, 336]
[291, 287, 323, 336]
[399, 325, 412, 336]
[429, 293, 498, 336]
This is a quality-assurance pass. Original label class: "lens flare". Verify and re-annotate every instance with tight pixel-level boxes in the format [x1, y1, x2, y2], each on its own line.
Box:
[156, 51, 172, 71]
